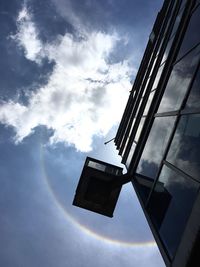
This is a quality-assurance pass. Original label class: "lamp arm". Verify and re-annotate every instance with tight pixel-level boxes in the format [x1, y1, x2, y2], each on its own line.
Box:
[111, 173, 133, 189]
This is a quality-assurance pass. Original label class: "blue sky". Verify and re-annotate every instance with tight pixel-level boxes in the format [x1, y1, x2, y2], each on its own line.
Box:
[0, 0, 165, 266]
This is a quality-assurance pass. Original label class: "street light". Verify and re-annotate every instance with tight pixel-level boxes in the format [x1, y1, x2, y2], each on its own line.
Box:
[73, 157, 132, 217]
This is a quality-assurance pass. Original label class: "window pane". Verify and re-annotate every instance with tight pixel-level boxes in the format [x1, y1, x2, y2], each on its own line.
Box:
[148, 165, 199, 258]
[143, 91, 156, 116]
[177, 6, 200, 60]
[160, 1, 186, 65]
[135, 117, 145, 142]
[161, 36, 174, 65]
[125, 142, 136, 169]
[136, 116, 176, 179]
[170, 3, 185, 37]
[142, 78, 150, 97]
[167, 114, 200, 181]
[133, 175, 155, 203]
[185, 66, 200, 110]
[148, 56, 157, 78]
[158, 45, 200, 113]
[152, 63, 165, 90]
[121, 118, 136, 157]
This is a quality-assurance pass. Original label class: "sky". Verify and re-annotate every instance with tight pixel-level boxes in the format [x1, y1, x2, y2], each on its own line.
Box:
[0, 0, 165, 267]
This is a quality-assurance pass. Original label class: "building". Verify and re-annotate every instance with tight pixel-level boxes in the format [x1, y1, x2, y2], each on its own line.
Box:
[73, 0, 200, 266]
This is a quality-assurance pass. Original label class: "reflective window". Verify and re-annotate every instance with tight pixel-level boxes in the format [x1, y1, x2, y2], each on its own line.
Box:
[195, 2, 200, 8]
[148, 165, 199, 258]
[170, 3, 185, 37]
[161, 2, 186, 65]
[121, 118, 135, 157]
[149, 56, 158, 78]
[152, 63, 165, 90]
[135, 117, 145, 142]
[125, 142, 136, 169]
[156, 2, 186, 67]
[134, 175, 155, 203]
[142, 78, 150, 97]
[179, 0, 187, 12]
[167, 114, 200, 181]
[177, 6, 200, 60]
[185, 66, 200, 110]
[143, 91, 156, 115]
[161, 37, 174, 65]
[136, 116, 176, 179]
[158, 45, 200, 113]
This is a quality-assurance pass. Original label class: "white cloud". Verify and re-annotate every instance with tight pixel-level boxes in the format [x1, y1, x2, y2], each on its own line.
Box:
[1, 5, 134, 152]
[11, 5, 44, 63]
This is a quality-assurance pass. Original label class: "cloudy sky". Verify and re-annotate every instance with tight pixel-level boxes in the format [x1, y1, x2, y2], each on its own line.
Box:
[0, 0, 165, 266]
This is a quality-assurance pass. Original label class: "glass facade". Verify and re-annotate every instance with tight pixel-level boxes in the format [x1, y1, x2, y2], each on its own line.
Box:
[185, 65, 200, 109]
[137, 116, 176, 179]
[115, 1, 200, 265]
[77, 1, 200, 265]
[158, 45, 200, 113]
[167, 114, 200, 181]
[148, 165, 199, 258]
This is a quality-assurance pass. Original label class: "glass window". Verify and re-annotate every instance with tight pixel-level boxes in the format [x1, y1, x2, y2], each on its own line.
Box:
[133, 175, 155, 203]
[142, 78, 150, 97]
[161, 37, 174, 65]
[167, 114, 200, 181]
[136, 116, 176, 179]
[143, 91, 156, 116]
[148, 56, 158, 78]
[179, 0, 187, 12]
[162, 0, 178, 37]
[177, 6, 200, 60]
[158, 45, 200, 113]
[147, 165, 199, 258]
[121, 118, 136, 157]
[161, 2, 186, 65]
[170, 3, 185, 37]
[125, 142, 136, 169]
[135, 117, 145, 142]
[195, 2, 200, 9]
[157, 1, 182, 60]
[152, 63, 165, 90]
[185, 66, 200, 110]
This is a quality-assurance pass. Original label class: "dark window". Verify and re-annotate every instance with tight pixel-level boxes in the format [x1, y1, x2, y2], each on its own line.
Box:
[161, 1, 186, 65]
[158, 45, 200, 113]
[155, 0, 177, 58]
[133, 175, 155, 203]
[185, 66, 200, 110]
[167, 114, 200, 181]
[177, 6, 200, 60]
[179, 0, 187, 12]
[170, 4, 185, 37]
[136, 116, 176, 179]
[148, 165, 199, 259]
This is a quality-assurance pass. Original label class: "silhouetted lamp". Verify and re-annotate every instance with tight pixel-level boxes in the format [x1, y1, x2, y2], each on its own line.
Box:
[73, 157, 132, 217]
